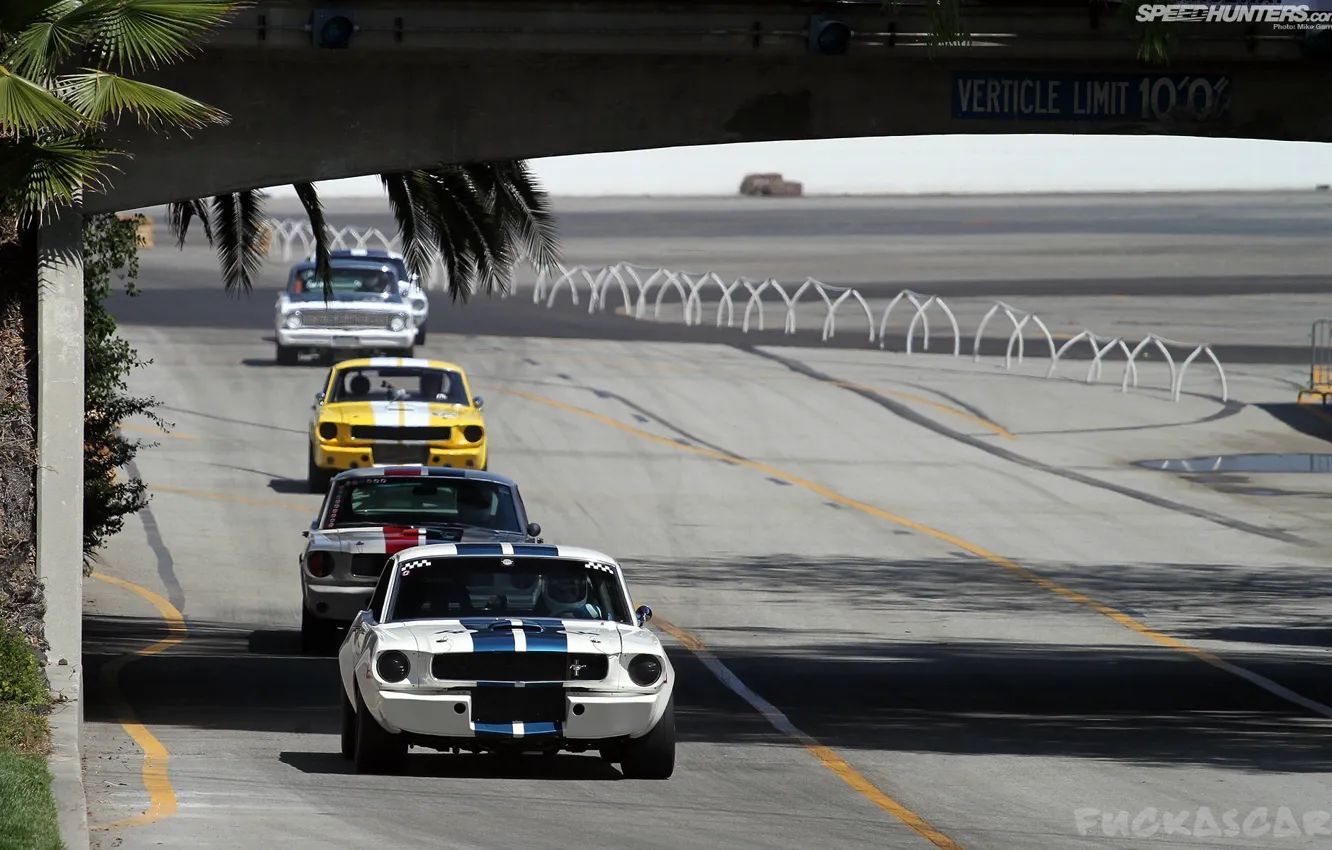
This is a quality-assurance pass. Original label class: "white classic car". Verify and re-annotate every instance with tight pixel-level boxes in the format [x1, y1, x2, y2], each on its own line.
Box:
[299, 465, 543, 653]
[274, 258, 417, 364]
[337, 542, 675, 779]
[309, 249, 430, 344]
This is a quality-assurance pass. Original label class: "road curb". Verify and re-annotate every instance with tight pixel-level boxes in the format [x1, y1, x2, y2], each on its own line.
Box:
[46, 661, 88, 850]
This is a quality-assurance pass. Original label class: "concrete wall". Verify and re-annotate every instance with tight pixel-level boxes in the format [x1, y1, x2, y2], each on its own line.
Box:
[89, 51, 1332, 214]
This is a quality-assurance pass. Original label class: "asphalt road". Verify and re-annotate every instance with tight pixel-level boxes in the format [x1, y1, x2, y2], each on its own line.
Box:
[84, 194, 1332, 850]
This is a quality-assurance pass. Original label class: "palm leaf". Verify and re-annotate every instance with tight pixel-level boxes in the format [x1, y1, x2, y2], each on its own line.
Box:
[0, 63, 84, 134]
[61, 70, 226, 129]
[412, 170, 478, 303]
[80, 0, 243, 74]
[210, 189, 266, 295]
[292, 181, 331, 301]
[380, 171, 437, 285]
[2, 5, 85, 81]
[478, 160, 559, 272]
[165, 198, 211, 248]
[0, 134, 112, 224]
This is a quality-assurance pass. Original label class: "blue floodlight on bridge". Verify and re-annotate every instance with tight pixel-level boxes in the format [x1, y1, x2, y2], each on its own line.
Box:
[312, 9, 355, 48]
[808, 15, 852, 54]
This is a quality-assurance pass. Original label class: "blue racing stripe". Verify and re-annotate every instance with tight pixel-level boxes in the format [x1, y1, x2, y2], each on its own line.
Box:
[473, 722, 515, 736]
[511, 544, 560, 557]
[523, 621, 568, 653]
[458, 619, 517, 652]
[455, 543, 504, 555]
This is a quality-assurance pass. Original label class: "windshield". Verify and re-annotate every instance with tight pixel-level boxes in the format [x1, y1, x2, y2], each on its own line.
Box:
[329, 253, 409, 282]
[328, 366, 469, 405]
[325, 477, 522, 532]
[385, 556, 631, 624]
[286, 264, 404, 302]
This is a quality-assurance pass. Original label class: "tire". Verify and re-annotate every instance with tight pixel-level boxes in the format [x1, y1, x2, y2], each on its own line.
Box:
[307, 446, 333, 493]
[340, 683, 356, 760]
[414, 322, 427, 346]
[397, 346, 415, 359]
[300, 605, 339, 655]
[276, 343, 298, 365]
[354, 685, 407, 774]
[618, 694, 675, 779]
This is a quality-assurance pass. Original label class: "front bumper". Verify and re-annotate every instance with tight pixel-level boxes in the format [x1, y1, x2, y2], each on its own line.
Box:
[303, 582, 374, 621]
[373, 689, 663, 740]
[276, 327, 415, 350]
[312, 441, 485, 471]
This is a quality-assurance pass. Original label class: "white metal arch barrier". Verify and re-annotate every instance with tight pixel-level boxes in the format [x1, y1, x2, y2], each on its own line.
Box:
[973, 301, 1057, 370]
[1119, 334, 1229, 402]
[263, 218, 399, 260]
[877, 289, 961, 355]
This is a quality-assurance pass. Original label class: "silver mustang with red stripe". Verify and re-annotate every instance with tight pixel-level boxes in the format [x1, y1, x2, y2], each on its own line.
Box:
[300, 465, 542, 652]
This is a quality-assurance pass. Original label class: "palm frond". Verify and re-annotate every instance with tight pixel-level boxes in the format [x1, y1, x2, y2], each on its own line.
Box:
[292, 181, 331, 301]
[210, 189, 266, 295]
[381, 171, 436, 284]
[423, 166, 514, 301]
[2, 4, 85, 81]
[413, 170, 477, 303]
[166, 198, 211, 248]
[0, 134, 112, 225]
[66, 0, 243, 74]
[61, 70, 227, 129]
[478, 160, 560, 272]
[0, 63, 84, 134]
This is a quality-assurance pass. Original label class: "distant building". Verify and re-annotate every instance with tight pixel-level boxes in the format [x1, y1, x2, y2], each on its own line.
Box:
[739, 173, 803, 196]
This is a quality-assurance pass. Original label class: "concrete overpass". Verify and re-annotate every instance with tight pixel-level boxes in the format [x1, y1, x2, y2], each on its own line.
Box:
[87, 0, 1332, 213]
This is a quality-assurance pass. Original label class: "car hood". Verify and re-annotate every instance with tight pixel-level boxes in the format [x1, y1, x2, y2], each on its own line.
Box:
[393, 617, 627, 656]
[311, 525, 528, 553]
[320, 400, 480, 427]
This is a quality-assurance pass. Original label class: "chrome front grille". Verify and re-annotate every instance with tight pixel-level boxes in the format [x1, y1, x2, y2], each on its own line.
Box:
[299, 310, 392, 329]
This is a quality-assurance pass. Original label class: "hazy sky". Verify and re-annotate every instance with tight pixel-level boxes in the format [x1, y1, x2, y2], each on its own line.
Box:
[263, 135, 1332, 198]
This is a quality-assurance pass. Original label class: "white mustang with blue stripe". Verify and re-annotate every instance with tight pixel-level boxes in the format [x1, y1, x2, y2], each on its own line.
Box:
[337, 542, 675, 779]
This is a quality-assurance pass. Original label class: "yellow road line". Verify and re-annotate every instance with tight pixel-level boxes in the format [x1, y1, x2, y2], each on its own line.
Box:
[118, 422, 199, 441]
[504, 387, 1332, 711]
[828, 381, 1017, 440]
[149, 484, 313, 512]
[651, 613, 964, 849]
[88, 572, 186, 831]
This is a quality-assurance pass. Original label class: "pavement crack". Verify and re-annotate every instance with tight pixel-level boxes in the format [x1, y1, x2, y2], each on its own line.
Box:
[735, 344, 1313, 548]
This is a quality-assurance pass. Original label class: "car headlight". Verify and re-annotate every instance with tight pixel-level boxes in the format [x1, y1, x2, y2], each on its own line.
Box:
[284, 311, 302, 329]
[389, 313, 407, 332]
[318, 421, 338, 440]
[411, 298, 427, 311]
[627, 654, 663, 687]
[462, 425, 483, 443]
[376, 650, 410, 683]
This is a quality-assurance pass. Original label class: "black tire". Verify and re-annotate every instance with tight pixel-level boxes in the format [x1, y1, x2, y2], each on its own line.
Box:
[354, 685, 407, 774]
[397, 346, 415, 359]
[414, 322, 427, 346]
[619, 694, 675, 779]
[340, 683, 356, 760]
[276, 343, 298, 365]
[300, 605, 339, 655]
[307, 446, 333, 493]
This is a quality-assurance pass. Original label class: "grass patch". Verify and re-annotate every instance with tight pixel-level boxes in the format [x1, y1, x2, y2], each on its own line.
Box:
[0, 744, 63, 850]
[0, 622, 63, 850]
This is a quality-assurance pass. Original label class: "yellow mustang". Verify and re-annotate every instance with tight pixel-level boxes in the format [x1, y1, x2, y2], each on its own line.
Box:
[307, 357, 488, 490]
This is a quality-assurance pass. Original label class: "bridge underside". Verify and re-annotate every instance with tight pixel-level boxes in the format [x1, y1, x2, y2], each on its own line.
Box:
[93, 49, 1332, 214]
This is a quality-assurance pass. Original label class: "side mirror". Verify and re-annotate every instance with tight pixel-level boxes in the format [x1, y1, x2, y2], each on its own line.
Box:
[301, 530, 309, 537]
[315, 391, 325, 403]
[526, 522, 541, 538]
[473, 396, 484, 409]
[635, 605, 653, 627]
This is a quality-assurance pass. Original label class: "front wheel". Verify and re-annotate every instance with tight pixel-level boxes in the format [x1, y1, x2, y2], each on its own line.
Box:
[354, 685, 407, 774]
[307, 446, 333, 493]
[619, 694, 675, 779]
[276, 342, 298, 366]
[300, 605, 339, 655]
[340, 684, 356, 760]
[414, 322, 427, 346]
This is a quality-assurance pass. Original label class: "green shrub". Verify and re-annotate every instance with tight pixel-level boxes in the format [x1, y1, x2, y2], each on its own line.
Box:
[0, 622, 46, 706]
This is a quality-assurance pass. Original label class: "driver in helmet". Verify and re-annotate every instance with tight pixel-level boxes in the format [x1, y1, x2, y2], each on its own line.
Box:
[455, 484, 493, 527]
[539, 572, 602, 620]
